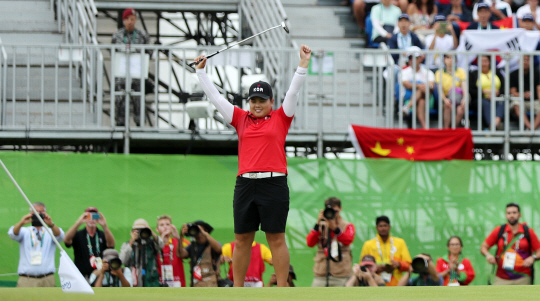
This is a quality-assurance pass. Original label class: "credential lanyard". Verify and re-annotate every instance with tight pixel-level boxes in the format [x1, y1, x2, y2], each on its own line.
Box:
[376, 237, 395, 263]
[30, 227, 44, 249]
[87, 232, 100, 257]
[124, 31, 137, 44]
[160, 238, 174, 264]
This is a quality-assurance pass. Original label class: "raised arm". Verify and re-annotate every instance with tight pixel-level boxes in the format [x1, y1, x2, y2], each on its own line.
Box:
[282, 45, 311, 117]
[195, 56, 235, 123]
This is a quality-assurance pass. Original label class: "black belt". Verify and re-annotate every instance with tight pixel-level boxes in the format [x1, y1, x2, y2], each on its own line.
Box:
[19, 273, 53, 278]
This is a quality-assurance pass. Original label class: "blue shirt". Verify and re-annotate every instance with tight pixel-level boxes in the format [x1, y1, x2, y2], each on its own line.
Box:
[8, 226, 65, 276]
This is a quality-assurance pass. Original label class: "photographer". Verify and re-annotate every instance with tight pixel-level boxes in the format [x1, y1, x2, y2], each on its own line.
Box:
[89, 249, 132, 287]
[346, 255, 386, 287]
[120, 218, 163, 287]
[306, 197, 355, 287]
[266, 265, 296, 287]
[64, 207, 115, 281]
[176, 221, 222, 287]
[155, 215, 190, 287]
[398, 253, 443, 286]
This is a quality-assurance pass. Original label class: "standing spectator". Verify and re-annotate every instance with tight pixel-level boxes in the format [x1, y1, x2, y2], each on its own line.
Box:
[176, 221, 222, 287]
[442, 0, 474, 22]
[111, 8, 151, 127]
[8, 202, 64, 287]
[266, 265, 296, 287]
[434, 54, 467, 128]
[472, 0, 512, 22]
[481, 203, 540, 285]
[424, 15, 458, 71]
[520, 13, 537, 30]
[155, 215, 190, 287]
[399, 47, 437, 129]
[89, 249, 132, 287]
[359, 216, 412, 286]
[346, 255, 387, 287]
[407, 0, 438, 43]
[436, 236, 476, 286]
[467, 3, 500, 29]
[398, 254, 443, 286]
[120, 218, 163, 287]
[510, 55, 540, 130]
[468, 55, 505, 130]
[222, 241, 272, 287]
[370, 0, 402, 44]
[517, 1, 540, 29]
[387, 14, 424, 64]
[63, 207, 115, 281]
[306, 197, 355, 287]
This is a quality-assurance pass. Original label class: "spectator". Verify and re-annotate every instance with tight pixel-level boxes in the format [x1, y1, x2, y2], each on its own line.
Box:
[517, 0, 540, 29]
[155, 215, 190, 287]
[306, 197, 355, 287]
[481, 203, 540, 285]
[176, 221, 222, 287]
[89, 249, 132, 287]
[434, 54, 467, 128]
[8, 202, 64, 287]
[467, 3, 500, 30]
[399, 46, 436, 129]
[424, 15, 458, 71]
[63, 207, 115, 281]
[468, 55, 505, 130]
[520, 13, 537, 30]
[369, 0, 402, 44]
[352, 0, 381, 31]
[267, 265, 296, 287]
[398, 253, 443, 286]
[111, 8, 151, 127]
[510, 55, 540, 130]
[359, 216, 412, 286]
[442, 0, 474, 22]
[120, 218, 163, 287]
[387, 14, 424, 64]
[346, 255, 386, 287]
[407, 0, 438, 43]
[221, 241, 273, 287]
[436, 236, 476, 286]
[472, 0, 512, 22]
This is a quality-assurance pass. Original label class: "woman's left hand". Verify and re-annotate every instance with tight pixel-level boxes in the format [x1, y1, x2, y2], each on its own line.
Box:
[299, 45, 311, 67]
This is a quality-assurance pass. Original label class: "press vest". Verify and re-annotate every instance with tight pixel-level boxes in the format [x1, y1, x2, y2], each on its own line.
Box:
[313, 219, 352, 278]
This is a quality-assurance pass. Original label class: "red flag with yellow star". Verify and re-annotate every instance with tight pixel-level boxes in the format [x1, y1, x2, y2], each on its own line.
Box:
[349, 125, 474, 160]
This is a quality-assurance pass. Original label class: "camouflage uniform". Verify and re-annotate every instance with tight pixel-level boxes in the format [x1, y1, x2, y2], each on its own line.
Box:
[112, 28, 150, 126]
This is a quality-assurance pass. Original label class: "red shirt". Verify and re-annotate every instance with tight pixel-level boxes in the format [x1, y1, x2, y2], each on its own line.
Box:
[484, 223, 540, 280]
[231, 106, 293, 176]
[435, 256, 475, 285]
[156, 237, 190, 287]
[227, 242, 265, 283]
[306, 223, 356, 247]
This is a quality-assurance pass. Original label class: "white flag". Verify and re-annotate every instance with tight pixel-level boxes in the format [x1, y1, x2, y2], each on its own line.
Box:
[58, 250, 94, 294]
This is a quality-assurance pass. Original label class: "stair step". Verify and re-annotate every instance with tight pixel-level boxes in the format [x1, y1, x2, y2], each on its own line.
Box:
[0, 21, 57, 33]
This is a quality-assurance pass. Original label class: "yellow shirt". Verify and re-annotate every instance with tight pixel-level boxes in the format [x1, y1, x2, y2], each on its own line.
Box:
[359, 234, 412, 286]
[221, 242, 272, 264]
[434, 68, 466, 96]
[477, 71, 501, 98]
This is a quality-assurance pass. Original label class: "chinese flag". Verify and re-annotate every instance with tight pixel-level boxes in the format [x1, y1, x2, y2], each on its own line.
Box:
[456, 16, 514, 33]
[349, 125, 474, 160]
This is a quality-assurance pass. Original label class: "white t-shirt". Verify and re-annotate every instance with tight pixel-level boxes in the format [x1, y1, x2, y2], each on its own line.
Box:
[516, 5, 540, 26]
[424, 34, 455, 69]
[400, 65, 435, 84]
[472, 0, 513, 21]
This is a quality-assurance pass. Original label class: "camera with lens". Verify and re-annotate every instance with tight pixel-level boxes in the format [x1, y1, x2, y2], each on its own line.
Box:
[411, 256, 429, 274]
[360, 266, 367, 272]
[108, 258, 122, 270]
[185, 223, 200, 237]
[323, 205, 336, 220]
[138, 228, 152, 240]
[31, 213, 45, 227]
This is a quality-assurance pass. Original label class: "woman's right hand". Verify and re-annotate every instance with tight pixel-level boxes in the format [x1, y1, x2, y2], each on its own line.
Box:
[194, 55, 207, 70]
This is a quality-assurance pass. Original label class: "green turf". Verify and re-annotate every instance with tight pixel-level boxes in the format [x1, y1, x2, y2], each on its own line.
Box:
[1, 286, 540, 301]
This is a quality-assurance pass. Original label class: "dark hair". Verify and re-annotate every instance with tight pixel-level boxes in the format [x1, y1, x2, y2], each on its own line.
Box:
[420, 253, 432, 260]
[506, 202, 521, 212]
[376, 215, 391, 226]
[415, 0, 435, 16]
[324, 197, 341, 208]
[447, 236, 463, 247]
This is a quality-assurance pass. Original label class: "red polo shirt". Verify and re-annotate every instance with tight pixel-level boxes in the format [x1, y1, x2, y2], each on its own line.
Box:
[231, 106, 293, 176]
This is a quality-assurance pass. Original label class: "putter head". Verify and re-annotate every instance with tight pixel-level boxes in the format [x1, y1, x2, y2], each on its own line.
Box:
[281, 21, 290, 34]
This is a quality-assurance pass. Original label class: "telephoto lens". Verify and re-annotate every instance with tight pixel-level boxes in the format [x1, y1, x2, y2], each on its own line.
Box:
[323, 205, 336, 220]
[139, 228, 152, 240]
[411, 257, 428, 274]
[109, 258, 122, 270]
[186, 223, 200, 237]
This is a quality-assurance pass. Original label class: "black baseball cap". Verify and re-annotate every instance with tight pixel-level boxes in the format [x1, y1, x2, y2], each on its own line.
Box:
[398, 13, 410, 21]
[523, 14, 535, 22]
[248, 81, 273, 101]
[477, 3, 490, 11]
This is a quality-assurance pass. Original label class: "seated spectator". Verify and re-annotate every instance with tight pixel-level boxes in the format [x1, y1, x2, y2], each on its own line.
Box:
[467, 3, 500, 30]
[442, 0, 474, 22]
[398, 253, 443, 286]
[399, 47, 436, 129]
[388, 14, 424, 64]
[346, 255, 386, 287]
[517, 0, 540, 29]
[425, 15, 458, 71]
[472, 0, 512, 22]
[510, 55, 540, 129]
[221, 241, 273, 287]
[89, 249, 132, 287]
[434, 54, 467, 128]
[436, 236, 475, 286]
[407, 0, 438, 43]
[435, 0, 452, 16]
[468, 55, 506, 130]
[520, 14, 537, 30]
[352, 0, 381, 31]
[266, 265, 296, 287]
[369, 0, 402, 44]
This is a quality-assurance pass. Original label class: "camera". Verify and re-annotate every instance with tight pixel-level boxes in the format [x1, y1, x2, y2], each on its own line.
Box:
[108, 258, 122, 270]
[323, 205, 336, 220]
[88, 212, 100, 220]
[31, 213, 45, 227]
[185, 223, 200, 237]
[360, 266, 367, 272]
[411, 256, 429, 274]
[138, 228, 152, 240]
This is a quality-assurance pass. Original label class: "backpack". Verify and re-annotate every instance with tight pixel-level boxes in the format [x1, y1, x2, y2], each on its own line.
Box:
[495, 223, 534, 283]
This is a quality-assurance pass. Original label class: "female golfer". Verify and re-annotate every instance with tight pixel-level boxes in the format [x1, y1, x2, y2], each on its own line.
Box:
[195, 45, 311, 287]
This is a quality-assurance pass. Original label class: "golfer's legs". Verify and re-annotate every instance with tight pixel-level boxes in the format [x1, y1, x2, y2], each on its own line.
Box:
[266, 232, 290, 287]
[232, 231, 256, 287]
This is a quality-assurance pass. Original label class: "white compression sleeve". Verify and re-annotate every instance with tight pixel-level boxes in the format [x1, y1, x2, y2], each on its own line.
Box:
[282, 67, 308, 117]
[196, 69, 234, 124]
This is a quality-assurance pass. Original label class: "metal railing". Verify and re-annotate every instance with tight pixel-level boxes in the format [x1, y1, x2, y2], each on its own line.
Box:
[0, 38, 7, 127]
